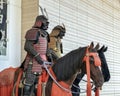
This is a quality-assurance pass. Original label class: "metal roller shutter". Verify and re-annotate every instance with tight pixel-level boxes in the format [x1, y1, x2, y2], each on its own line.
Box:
[40, 0, 120, 96]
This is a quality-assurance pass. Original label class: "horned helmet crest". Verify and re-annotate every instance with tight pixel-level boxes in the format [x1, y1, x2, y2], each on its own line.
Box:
[33, 6, 49, 29]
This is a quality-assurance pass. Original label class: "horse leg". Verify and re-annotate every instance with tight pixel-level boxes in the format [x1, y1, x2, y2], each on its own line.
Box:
[71, 84, 80, 96]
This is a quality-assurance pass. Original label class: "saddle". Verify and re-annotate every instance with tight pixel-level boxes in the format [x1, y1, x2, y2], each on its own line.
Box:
[0, 67, 17, 86]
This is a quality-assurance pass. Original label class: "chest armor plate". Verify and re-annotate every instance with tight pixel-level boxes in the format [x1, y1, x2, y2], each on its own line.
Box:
[34, 36, 47, 54]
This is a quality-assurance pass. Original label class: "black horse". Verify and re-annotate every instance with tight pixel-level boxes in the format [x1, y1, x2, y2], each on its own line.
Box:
[71, 45, 110, 96]
[45, 42, 104, 96]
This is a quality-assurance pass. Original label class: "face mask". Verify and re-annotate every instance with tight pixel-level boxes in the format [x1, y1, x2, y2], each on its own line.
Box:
[58, 31, 65, 39]
[42, 21, 49, 30]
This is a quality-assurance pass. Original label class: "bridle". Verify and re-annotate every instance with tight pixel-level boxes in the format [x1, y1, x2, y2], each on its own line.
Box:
[72, 78, 96, 94]
[43, 46, 101, 95]
[83, 47, 101, 96]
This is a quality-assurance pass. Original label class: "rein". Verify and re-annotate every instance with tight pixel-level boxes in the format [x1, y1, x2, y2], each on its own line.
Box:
[72, 79, 95, 94]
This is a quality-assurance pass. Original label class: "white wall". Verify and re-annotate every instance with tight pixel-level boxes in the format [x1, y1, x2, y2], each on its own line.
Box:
[0, 0, 21, 71]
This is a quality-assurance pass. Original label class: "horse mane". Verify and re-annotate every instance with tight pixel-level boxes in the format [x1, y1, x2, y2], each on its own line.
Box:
[45, 47, 87, 96]
[53, 47, 87, 81]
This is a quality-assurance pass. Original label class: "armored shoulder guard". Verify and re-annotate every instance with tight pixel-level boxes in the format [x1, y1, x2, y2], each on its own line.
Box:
[25, 28, 39, 40]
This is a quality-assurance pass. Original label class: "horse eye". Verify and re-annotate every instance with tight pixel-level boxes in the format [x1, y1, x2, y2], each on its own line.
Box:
[90, 57, 94, 64]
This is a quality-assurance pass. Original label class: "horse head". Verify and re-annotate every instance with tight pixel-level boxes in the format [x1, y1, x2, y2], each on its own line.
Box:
[81, 42, 104, 88]
[72, 43, 110, 96]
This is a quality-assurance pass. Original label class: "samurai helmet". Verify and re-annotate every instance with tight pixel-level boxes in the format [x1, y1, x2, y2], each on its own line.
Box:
[33, 6, 49, 30]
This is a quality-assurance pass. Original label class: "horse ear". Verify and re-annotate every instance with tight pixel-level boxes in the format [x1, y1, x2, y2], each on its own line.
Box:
[62, 23, 66, 32]
[95, 43, 100, 50]
[103, 46, 108, 52]
[100, 45, 105, 51]
[89, 42, 94, 50]
[62, 23, 65, 28]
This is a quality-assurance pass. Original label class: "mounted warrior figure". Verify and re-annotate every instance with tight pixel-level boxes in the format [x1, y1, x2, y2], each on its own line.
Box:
[22, 7, 51, 96]
[47, 24, 66, 62]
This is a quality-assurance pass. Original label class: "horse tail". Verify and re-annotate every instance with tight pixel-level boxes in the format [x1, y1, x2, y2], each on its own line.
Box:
[45, 76, 53, 96]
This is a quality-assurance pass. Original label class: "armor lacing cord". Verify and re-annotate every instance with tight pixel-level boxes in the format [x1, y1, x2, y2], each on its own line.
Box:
[43, 62, 81, 94]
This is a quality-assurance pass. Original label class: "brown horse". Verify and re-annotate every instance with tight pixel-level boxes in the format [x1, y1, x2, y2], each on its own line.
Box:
[45, 42, 104, 96]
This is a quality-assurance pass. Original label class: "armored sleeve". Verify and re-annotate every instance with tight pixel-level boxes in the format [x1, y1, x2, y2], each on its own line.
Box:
[24, 40, 43, 64]
[24, 28, 39, 55]
[24, 28, 43, 64]
[24, 40, 37, 56]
